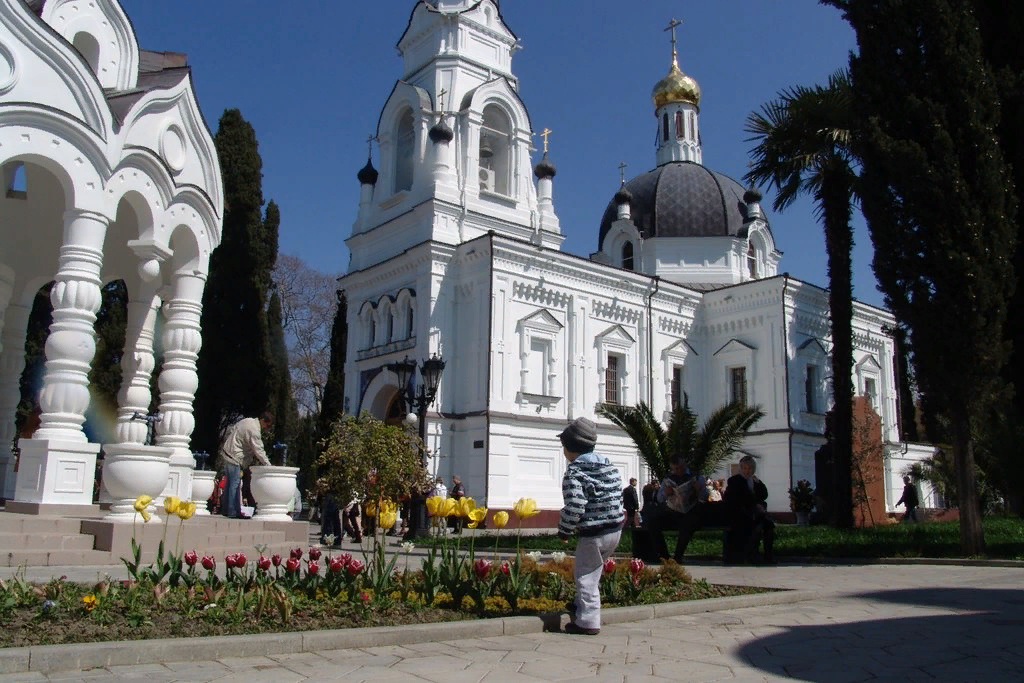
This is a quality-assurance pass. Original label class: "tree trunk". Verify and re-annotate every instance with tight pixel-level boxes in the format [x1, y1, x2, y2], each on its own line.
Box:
[950, 409, 986, 555]
[820, 169, 855, 529]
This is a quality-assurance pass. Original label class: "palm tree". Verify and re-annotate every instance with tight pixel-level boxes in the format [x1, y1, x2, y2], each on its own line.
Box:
[598, 399, 765, 480]
[744, 69, 858, 529]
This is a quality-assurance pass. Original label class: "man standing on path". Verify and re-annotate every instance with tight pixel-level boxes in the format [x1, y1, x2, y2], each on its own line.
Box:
[896, 475, 920, 523]
[557, 417, 624, 636]
[622, 478, 640, 528]
[724, 454, 774, 564]
[217, 411, 273, 519]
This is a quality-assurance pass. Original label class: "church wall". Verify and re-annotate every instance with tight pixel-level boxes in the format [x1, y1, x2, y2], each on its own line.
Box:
[648, 237, 746, 286]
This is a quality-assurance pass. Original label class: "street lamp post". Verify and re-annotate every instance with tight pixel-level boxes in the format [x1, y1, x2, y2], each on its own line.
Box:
[386, 354, 446, 538]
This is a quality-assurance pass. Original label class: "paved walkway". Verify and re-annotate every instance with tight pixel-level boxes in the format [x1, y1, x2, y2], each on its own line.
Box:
[2, 563, 1021, 682]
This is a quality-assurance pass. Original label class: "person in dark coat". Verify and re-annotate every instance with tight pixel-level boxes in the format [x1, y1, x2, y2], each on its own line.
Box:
[724, 455, 775, 564]
[896, 476, 920, 523]
[640, 477, 659, 526]
[622, 478, 640, 528]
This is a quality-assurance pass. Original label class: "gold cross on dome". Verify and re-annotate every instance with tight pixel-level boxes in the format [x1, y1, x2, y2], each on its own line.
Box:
[664, 18, 683, 61]
[618, 161, 628, 185]
[540, 127, 553, 154]
[437, 87, 448, 113]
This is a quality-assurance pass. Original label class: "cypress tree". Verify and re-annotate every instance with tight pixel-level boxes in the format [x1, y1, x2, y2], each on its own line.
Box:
[266, 289, 295, 456]
[317, 290, 347, 440]
[828, 0, 1017, 553]
[193, 109, 277, 453]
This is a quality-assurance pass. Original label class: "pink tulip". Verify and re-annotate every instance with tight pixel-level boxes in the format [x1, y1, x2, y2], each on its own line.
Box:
[629, 558, 644, 575]
[338, 552, 352, 566]
[500, 561, 511, 576]
[347, 559, 364, 576]
[257, 555, 271, 571]
[285, 557, 301, 574]
[184, 550, 198, 567]
[473, 559, 492, 579]
[307, 561, 320, 576]
[271, 553, 282, 567]
[307, 547, 322, 561]
[201, 555, 215, 570]
[603, 558, 616, 575]
[224, 553, 238, 569]
[329, 557, 346, 573]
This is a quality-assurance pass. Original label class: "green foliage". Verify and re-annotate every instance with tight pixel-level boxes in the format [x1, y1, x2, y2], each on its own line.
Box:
[194, 109, 280, 453]
[598, 399, 764, 479]
[744, 68, 857, 529]
[314, 413, 430, 507]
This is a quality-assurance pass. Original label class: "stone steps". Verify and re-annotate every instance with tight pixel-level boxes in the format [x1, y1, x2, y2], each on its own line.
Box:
[0, 531, 95, 551]
[1, 542, 304, 568]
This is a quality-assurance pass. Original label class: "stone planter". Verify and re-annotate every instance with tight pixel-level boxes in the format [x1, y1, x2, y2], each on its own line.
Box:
[250, 465, 299, 522]
[101, 444, 174, 522]
[190, 470, 216, 516]
[795, 510, 810, 526]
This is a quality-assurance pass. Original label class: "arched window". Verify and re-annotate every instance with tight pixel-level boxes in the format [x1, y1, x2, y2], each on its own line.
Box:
[72, 32, 100, 74]
[407, 304, 415, 338]
[368, 316, 377, 348]
[480, 104, 511, 196]
[622, 242, 634, 271]
[689, 112, 697, 141]
[4, 162, 27, 199]
[662, 113, 669, 142]
[675, 111, 684, 140]
[394, 109, 415, 193]
[386, 310, 394, 343]
[747, 242, 758, 279]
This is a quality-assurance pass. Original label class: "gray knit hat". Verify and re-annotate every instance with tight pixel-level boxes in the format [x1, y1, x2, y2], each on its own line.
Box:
[558, 417, 598, 452]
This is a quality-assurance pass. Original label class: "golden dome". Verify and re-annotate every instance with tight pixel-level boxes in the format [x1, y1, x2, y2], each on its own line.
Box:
[652, 60, 701, 109]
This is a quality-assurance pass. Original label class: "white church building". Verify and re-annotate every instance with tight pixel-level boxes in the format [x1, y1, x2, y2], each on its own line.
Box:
[338, 0, 936, 520]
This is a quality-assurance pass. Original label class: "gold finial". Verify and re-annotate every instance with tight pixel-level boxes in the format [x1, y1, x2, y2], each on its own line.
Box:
[618, 161, 628, 186]
[664, 18, 683, 66]
[437, 87, 448, 113]
[540, 127, 553, 154]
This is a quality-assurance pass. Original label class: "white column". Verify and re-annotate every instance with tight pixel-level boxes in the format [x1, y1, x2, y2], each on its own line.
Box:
[15, 209, 106, 508]
[154, 270, 205, 502]
[0, 266, 19, 500]
[114, 286, 161, 444]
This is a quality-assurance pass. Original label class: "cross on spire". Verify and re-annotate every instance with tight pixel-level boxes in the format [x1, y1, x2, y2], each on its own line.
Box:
[366, 134, 376, 158]
[664, 18, 683, 65]
[618, 161, 628, 186]
[540, 127, 553, 154]
[437, 87, 448, 113]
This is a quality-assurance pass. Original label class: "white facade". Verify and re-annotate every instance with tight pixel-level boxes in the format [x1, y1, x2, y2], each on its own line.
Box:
[0, 0, 222, 508]
[341, 0, 932, 515]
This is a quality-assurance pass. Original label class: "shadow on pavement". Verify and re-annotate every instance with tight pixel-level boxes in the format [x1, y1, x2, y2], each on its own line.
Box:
[735, 587, 1024, 682]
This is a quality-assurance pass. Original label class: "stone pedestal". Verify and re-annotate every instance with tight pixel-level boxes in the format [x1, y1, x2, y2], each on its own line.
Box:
[157, 450, 194, 505]
[190, 470, 216, 515]
[12, 438, 100, 511]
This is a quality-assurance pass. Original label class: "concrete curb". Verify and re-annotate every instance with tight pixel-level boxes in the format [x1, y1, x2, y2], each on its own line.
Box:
[0, 589, 822, 675]
[680, 555, 1024, 568]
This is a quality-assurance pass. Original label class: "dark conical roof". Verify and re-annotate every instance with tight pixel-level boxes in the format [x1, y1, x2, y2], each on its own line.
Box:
[743, 187, 763, 204]
[534, 153, 556, 179]
[614, 186, 633, 205]
[357, 158, 379, 185]
[429, 120, 454, 143]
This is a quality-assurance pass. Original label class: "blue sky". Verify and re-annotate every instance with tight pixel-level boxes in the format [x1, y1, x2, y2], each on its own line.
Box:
[123, 0, 883, 307]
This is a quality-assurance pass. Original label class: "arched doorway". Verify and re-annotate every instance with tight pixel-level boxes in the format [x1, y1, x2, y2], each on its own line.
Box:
[385, 391, 405, 426]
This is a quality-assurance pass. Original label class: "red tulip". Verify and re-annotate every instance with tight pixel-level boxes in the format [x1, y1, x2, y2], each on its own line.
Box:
[329, 557, 346, 573]
[500, 561, 511, 576]
[307, 547, 322, 561]
[473, 559, 492, 579]
[338, 552, 352, 566]
[285, 557, 301, 573]
[290, 547, 303, 560]
[184, 550, 198, 567]
[603, 558, 616, 575]
[235, 553, 247, 567]
[201, 555, 216, 570]
[307, 561, 320, 576]
[224, 553, 237, 568]
[629, 558, 644, 574]
[257, 555, 271, 571]
[347, 559, 364, 576]
[271, 553, 282, 567]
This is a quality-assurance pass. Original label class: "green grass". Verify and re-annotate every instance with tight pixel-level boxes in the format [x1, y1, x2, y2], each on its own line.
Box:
[415, 517, 1024, 560]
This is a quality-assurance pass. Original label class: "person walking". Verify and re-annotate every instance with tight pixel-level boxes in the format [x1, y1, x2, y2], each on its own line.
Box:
[450, 475, 466, 534]
[622, 478, 640, 528]
[217, 411, 272, 519]
[896, 476, 920, 523]
[557, 417, 624, 636]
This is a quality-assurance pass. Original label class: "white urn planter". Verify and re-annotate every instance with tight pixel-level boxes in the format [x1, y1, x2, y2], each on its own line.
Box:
[190, 470, 216, 516]
[250, 465, 299, 522]
[101, 444, 174, 522]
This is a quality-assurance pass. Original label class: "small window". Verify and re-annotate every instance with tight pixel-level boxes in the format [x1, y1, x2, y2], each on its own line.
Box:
[527, 338, 550, 395]
[605, 355, 621, 405]
[386, 311, 394, 343]
[747, 242, 758, 279]
[406, 305, 415, 339]
[622, 242, 634, 271]
[689, 112, 697, 141]
[730, 366, 747, 406]
[864, 377, 877, 408]
[5, 162, 27, 199]
[480, 105, 511, 196]
[805, 365, 818, 413]
[72, 32, 100, 74]
[662, 113, 669, 142]
[671, 365, 684, 410]
[395, 110, 415, 193]
[368, 317, 377, 348]
[675, 111, 684, 140]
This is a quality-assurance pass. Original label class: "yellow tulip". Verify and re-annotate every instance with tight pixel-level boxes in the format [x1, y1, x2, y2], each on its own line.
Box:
[164, 496, 180, 515]
[458, 497, 476, 518]
[426, 496, 444, 517]
[513, 498, 539, 520]
[133, 495, 152, 523]
[468, 507, 487, 525]
[365, 501, 377, 518]
[493, 511, 509, 529]
[177, 501, 196, 520]
[468, 521, 479, 529]
[441, 498, 458, 517]
[379, 500, 398, 515]
[138, 507, 152, 523]
[378, 510, 397, 531]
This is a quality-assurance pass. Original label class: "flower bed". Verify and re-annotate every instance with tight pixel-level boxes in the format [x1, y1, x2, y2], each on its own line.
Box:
[0, 495, 771, 648]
